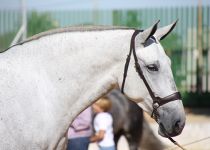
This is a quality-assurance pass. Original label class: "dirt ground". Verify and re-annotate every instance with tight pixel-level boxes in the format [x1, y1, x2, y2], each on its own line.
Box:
[89, 108, 210, 150]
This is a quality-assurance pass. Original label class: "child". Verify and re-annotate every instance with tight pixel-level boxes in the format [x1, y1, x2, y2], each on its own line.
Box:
[90, 97, 115, 150]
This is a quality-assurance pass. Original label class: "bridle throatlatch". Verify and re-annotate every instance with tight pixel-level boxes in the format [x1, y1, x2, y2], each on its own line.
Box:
[121, 30, 186, 150]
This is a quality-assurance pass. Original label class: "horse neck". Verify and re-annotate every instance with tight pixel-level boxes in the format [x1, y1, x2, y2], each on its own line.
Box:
[16, 29, 134, 125]
[50, 30, 135, 137]
[58, 30, 134, 118]
[0, 29, 136, 147]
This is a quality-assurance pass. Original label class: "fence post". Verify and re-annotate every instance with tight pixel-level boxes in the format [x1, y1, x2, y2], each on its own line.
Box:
[21, 0, 27, 39]
[197, 0, 203, 93]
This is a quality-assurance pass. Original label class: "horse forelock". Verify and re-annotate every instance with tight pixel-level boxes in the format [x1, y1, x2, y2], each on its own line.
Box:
[143, 36, 157, 47]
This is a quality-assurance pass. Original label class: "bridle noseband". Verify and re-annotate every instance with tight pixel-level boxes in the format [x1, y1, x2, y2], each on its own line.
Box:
[121, 30, 182, 120]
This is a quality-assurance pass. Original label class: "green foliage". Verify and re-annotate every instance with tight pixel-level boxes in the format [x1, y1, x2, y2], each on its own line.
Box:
[161, 33, 182, 51]
[125, 10, 141, 28]
[0, 31, 16, 52]
[28, 11, 59, 37]
[113, 10, 142, 28]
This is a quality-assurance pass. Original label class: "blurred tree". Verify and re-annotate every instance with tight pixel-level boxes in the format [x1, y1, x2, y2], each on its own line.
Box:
[125, 10, 141, 28]
[0, 32, 16, 52]
[27, 11, 59, 37]
[113, 10, 142, 28]
[161, 33, 181, 51]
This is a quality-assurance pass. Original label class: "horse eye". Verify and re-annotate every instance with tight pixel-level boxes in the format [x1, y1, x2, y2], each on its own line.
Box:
[146, 64, 158, 72]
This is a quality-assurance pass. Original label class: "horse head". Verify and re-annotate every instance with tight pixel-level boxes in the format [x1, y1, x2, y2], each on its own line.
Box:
[119, 20, 186, 137]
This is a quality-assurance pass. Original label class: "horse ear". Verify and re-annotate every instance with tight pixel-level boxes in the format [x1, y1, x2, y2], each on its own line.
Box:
[137, 20, 160, 44]
[155, 20, 178, 41]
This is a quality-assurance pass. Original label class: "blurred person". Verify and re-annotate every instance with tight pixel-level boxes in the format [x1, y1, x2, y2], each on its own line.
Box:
[67, 107, 93, 150]
[90, 97, 115, 150]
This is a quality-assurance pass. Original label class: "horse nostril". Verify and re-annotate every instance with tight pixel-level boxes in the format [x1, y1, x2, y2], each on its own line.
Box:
[174, 120, 181, 130]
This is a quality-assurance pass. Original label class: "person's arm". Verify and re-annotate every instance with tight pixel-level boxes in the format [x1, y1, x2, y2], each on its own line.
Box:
[90, 130, 105, 142]
[70, 108, 92, 131]
[71, 117, 91, 131]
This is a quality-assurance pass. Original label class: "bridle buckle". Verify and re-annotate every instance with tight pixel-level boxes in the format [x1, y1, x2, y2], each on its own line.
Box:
[153, 102, 159, 109]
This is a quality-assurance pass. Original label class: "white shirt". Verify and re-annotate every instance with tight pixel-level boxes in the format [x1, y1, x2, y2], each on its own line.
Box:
[94, 112, 115, 147]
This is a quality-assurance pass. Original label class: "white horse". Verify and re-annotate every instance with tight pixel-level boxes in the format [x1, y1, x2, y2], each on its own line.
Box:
[0, 21, 185, 149]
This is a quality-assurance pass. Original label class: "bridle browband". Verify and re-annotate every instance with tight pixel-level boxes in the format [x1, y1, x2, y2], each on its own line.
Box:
[120, 30, 182, 119]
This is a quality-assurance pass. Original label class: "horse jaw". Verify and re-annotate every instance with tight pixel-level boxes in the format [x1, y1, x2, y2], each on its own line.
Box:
[136, 96, 153, 114]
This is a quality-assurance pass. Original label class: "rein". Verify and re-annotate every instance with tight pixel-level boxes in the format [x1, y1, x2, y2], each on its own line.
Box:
[121, 30, 186, 150]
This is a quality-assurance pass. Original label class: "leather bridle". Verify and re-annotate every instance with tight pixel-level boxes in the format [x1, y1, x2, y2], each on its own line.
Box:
[120, 30, 182, 120]
[120, 29, 186, 150]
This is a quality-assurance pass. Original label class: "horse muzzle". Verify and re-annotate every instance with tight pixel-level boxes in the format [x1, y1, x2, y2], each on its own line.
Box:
[158, 120, 185, 137]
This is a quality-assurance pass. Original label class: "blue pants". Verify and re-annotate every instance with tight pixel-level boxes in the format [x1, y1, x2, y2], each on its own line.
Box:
[99, 146, 116, 150]
[67, 137, 90, 150]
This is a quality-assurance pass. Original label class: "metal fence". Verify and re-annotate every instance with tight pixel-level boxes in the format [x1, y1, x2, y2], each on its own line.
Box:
[0, 6, 209, 93]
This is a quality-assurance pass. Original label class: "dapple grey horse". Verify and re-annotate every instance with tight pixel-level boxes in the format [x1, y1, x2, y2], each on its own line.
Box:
[0, 21, 185, 149]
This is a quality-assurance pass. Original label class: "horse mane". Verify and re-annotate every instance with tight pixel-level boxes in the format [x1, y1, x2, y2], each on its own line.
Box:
[2, 25, 136, 52]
